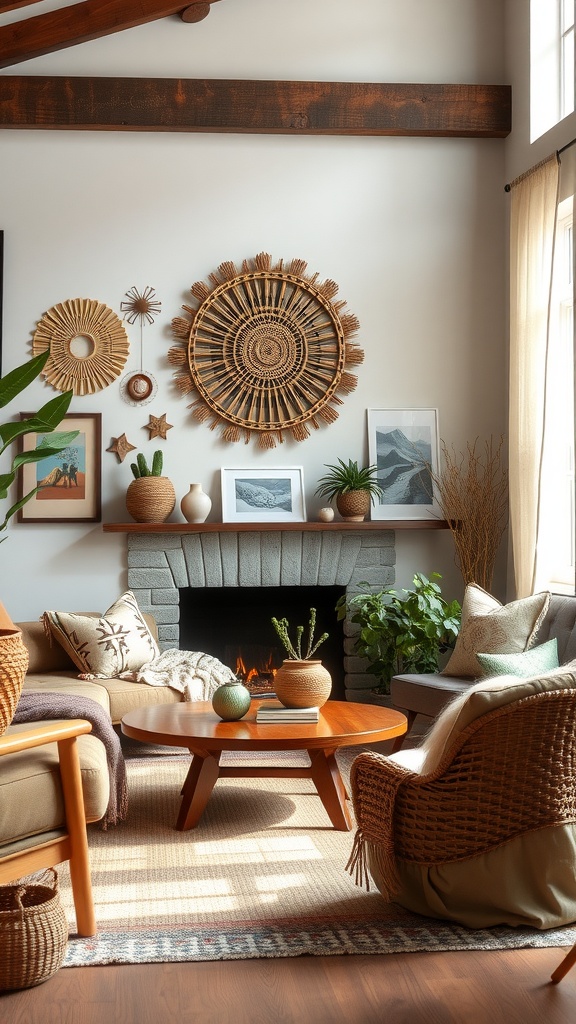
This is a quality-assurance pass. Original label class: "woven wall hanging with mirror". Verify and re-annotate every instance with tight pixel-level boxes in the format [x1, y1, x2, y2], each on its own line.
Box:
[169, 252, 364, 449]
[32, 298, 130, 396]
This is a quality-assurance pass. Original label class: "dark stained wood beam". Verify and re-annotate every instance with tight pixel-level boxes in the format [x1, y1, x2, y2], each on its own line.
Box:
[0, 77, 511, 137]
[0, 2, 44, 12]
[0, 0, 214, 67]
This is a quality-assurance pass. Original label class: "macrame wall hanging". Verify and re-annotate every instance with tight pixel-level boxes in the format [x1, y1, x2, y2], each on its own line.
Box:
[32, 298, 130, 395]
[169, 252, 364, 449]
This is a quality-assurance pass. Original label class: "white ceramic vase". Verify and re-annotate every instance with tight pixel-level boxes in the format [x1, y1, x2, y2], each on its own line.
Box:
[180, 483, 212, 524]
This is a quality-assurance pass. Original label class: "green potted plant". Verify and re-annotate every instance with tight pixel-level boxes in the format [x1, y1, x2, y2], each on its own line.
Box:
[0, 349, 78, 727]
[0, 350, 78, 538]
[126, 450, 176, 523]
[336, 572, 461, 695]
[315, 458, 382, 522]
[271, 607, 332, 708]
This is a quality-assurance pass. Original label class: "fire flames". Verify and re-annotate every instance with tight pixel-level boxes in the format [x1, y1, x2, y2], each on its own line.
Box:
[235, 652, 277, 688]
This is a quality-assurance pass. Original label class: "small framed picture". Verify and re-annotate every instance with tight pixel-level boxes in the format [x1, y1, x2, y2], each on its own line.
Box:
[17, 412, 102, 523]
[367, 408, 440, 520]
[221, 467, 306, 523]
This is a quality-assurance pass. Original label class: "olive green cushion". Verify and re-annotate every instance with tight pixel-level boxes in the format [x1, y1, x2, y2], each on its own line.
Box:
[476, 638, 559, 678]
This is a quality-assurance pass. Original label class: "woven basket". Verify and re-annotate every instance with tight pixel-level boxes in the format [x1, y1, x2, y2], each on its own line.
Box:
[126, 476, 176, 523]
[274, 659, 332, 709]
[0, 869, 68, 991]
[0, 612, 29, 736]
[336, 490, 371, 522]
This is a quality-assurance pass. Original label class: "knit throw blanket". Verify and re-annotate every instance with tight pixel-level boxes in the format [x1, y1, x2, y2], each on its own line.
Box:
[120, 649, 236, 701]
[12, 691, 127, 830]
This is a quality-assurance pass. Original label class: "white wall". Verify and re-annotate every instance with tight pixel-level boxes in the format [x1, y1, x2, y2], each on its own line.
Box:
[0, 0, 507, 620]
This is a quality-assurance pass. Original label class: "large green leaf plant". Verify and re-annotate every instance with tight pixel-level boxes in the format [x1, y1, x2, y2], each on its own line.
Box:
[0, 351, 78, 538]
[336, 572, 461, 694]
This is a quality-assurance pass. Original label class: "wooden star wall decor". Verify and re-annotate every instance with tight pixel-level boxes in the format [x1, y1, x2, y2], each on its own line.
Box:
[107, 433, 136, 463]
[146, 413, 173, 440]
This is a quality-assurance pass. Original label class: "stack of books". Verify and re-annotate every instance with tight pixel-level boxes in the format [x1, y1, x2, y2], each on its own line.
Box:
[256, 701, 319, 723]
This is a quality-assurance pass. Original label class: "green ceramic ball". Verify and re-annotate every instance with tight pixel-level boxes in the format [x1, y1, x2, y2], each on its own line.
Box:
[211, 679, 252, 721]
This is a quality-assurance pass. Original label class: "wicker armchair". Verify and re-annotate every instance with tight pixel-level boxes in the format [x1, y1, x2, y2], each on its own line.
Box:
[0, 720, 97, 937]
[348, 681, 576, 929]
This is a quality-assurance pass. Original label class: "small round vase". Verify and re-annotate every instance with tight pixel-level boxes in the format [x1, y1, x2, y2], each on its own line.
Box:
[273, 660, 332, 709]
[211, 678, 252, 721]
[318, 507, 335, 523]
[181, 483, 212, 524]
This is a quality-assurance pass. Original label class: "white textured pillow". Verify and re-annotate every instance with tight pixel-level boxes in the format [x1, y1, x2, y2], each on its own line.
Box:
[420, 665, 576, 775]
[441, 584, 550, 678]
[43, 591, 159, 679]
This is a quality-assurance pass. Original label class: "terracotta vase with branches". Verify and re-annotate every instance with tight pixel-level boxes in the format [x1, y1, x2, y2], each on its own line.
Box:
[429, 436, 508, 592]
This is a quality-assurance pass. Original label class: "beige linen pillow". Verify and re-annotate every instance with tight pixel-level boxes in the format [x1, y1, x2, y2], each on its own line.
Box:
[43, 590, 159, 679]
[420, 664, 576, 775]
[441, 584, 550, 678]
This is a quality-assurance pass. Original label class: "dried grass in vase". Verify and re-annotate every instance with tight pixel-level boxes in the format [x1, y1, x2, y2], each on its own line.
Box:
[429, 436, 508, 592]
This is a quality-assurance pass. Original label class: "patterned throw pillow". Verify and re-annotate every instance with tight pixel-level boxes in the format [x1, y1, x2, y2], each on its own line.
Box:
[42, 591, 159, 679]
[441, 584, 550, 679]
[476, 638, 559, 678]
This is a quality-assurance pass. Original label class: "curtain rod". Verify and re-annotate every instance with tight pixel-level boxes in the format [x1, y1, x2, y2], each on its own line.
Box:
[504, 139, 576, 191]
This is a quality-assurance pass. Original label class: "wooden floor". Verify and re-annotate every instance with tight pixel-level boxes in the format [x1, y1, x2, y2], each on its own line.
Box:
[2, 947, 576, 1024]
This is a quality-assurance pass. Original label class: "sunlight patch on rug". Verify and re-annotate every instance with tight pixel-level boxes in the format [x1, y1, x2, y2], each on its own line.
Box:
[56, 751, 576, 966]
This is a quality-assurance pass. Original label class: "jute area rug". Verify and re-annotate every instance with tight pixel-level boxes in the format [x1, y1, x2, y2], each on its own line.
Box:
[57, 742, 576, 967]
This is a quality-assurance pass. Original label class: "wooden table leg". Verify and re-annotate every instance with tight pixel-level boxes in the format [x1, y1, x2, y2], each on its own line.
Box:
[176, 749, 221, 831]
[308, 748, 353, 830]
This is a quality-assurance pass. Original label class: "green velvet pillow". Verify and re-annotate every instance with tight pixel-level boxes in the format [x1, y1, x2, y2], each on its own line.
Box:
[476, 638, 559, 678]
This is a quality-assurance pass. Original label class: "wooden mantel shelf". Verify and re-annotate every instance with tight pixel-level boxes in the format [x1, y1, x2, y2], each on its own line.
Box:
[103, 520, 449, 534]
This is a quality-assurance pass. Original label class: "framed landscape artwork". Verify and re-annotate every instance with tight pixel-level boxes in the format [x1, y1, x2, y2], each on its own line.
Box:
[17, 412, 102, 523]
[367, 408, 441, 520]
[221, 467, 306, 523]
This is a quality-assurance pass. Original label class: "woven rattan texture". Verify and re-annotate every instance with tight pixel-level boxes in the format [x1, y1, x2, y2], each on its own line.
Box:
[351, 689, 576, 866]
[273, 660, 332, 709]
[32, 298, 130, 396]
[0, 872, 68, 990]
[0, 632, 29, 736]
[125, 477, 176, 524]
[169, 253, 364, 448]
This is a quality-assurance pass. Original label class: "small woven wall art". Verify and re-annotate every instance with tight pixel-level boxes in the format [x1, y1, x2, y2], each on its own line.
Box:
[169, 252, 364, 449]
[119, 286, 161, 407]
[32, 298, 130, 396]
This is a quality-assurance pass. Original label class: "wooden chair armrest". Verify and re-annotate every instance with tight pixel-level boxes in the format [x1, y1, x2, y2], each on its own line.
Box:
[0, 719, 92, 756]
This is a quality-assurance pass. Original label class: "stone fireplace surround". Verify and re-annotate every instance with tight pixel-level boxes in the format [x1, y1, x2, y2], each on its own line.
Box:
[124, 526, 396, 703]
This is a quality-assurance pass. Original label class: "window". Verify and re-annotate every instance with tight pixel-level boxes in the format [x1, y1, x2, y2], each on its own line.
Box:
[531, 0, 575, 142]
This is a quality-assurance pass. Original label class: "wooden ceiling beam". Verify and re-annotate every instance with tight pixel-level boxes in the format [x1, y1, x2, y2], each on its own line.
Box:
[0, 0, 212, 67]
[0, 1, 44, 12]
[0, 77, 511, 137]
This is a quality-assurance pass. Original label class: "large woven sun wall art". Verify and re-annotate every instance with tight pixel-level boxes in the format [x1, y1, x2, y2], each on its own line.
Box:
[169, 253, 364, 449]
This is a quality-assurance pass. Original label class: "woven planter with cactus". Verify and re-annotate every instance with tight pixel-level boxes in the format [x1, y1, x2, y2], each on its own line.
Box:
[126, 450, 176, 524]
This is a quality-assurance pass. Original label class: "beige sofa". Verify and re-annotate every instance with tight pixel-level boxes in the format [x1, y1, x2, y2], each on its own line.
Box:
[0, 613, 181, 853]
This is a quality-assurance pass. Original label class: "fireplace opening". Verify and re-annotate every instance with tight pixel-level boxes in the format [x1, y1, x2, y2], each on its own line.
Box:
[179, 585, 346, 701]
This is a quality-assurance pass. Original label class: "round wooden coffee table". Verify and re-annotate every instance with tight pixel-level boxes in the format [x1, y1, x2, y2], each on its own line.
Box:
[121, 699, 406, 832]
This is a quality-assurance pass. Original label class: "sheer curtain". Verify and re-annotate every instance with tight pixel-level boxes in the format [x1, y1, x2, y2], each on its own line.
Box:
[509, 150, 575, 597]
